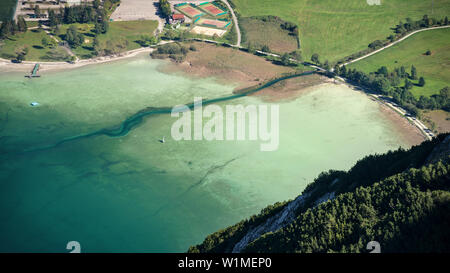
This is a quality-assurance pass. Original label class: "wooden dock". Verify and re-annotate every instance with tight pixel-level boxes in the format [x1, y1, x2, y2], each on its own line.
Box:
[25, 64, 41, 78]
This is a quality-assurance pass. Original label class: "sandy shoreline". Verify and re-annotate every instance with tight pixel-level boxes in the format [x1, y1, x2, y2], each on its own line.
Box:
[0, 47, 155, 73]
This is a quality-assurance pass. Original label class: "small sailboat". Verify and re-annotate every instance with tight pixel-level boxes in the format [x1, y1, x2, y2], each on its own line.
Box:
[159, 136, 165, 143]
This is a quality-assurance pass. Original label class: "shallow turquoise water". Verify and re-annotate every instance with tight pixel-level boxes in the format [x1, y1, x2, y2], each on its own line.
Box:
[0, 55, 409, 252]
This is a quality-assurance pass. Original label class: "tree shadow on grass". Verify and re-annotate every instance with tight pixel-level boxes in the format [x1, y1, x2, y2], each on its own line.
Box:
[4, 36, 18, 42]
[82, 45, 94, 51]
[32, 45, 44, 49]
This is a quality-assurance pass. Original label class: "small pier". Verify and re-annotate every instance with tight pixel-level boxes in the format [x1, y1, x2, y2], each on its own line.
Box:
[25, 64, 41, 78]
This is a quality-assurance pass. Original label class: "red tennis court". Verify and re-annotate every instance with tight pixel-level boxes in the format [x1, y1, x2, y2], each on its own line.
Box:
[199, 3, 226, 16]
[176, 5, 203, 18]
[196, 18, 230, 29]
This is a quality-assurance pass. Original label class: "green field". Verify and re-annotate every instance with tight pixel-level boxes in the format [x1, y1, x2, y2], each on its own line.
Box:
[0, 29, 70, 61]
[0, 20, 158, 61]
[349, 28, 450, 98]
[231, 0, 450, 63]
[97, 20, 158, 51]
[0, 0, 16, 22]
[58, 23, 97, 59]
[58, 21, 157, 59]
[240, 17, 298, 53]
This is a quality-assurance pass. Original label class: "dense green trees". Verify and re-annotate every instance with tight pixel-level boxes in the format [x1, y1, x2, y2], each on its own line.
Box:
[93, 0, 101, 9]
[243, 160, 450, 253]
[47, 1, 119, 55]
[41, 37, 49, 47]
[65, 25, 84, 48]
[34, 5, 41, 17]
[0, 19, 17, 38]
[16, 16, 27, 32]
[311, 53, 319, 64]
[159, 0, 172, 18]
[0, 16, 28, 39]
[280, 21, 299, 36]
[151, 42, 194, 62]
[337, 65, 450, 113]
[137, 34, 159, 47]
[261, 45, 270, 53]
[281, 53, 290, 66]
[411, 65, 417, 80]
[94, 20, 109, 34]
[47, 1, 118, 26]
[48, 9, 59, 27]
[368, 40, 384, 50]
[63, 6, 100, 24]
[418, 77, 426, 87]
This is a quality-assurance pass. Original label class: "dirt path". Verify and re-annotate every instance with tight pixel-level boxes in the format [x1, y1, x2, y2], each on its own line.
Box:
[221, 0, 241, 47]
[42, 25, 80, 62]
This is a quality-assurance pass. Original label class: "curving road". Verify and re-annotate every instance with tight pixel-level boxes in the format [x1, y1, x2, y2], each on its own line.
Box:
[221, 0, 241, 47]
[341, 25, 450, 67]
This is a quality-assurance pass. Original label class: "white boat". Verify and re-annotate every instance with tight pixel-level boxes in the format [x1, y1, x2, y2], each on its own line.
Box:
[160, 136, 165, 143]
[30, 102, 39, 106]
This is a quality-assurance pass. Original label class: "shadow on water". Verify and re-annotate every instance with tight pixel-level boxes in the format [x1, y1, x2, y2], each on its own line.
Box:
[15, 70, 317, 154]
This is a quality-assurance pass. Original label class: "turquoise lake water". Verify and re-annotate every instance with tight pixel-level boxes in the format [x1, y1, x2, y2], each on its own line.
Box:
[0, 55, 410, 252]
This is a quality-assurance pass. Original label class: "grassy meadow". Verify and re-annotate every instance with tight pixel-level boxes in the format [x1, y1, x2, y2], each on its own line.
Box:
[58, 23, 97, 59]
[240, 17, 298, 53]
[231, 0, 450, 63]
[0, 29, 70, 61]
[97, 20, 158, 51]
[58, 21, 158, 59]
[348, 28, 450, 98]
[0, 20, 158, 61]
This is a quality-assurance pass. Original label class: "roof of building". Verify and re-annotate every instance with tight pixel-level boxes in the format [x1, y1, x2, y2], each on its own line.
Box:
[172, 14, 185, 20]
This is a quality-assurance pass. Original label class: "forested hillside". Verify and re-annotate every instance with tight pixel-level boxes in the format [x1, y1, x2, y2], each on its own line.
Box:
[189, 134, 450, 253]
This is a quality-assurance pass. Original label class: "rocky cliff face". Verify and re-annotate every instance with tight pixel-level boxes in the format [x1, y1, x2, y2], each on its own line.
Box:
[232, 190, 337, 252]
[232, 193, 310, 252]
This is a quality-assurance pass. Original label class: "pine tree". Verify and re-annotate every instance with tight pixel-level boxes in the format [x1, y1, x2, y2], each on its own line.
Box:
[418, 77, 426, 87]
[411, 65, 417, 80]
[16, 16, 27, 32]
[405, 79, 413, 90]
[281, 53, 290, 66]
[311, 53, 320, 65]
[0, 19, 14, 38]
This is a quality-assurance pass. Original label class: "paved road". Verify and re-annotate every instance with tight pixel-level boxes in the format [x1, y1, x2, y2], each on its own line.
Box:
[371, 94, 435, 140]
[221, 0, 241, 47]
[341, 25, 450, 67]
